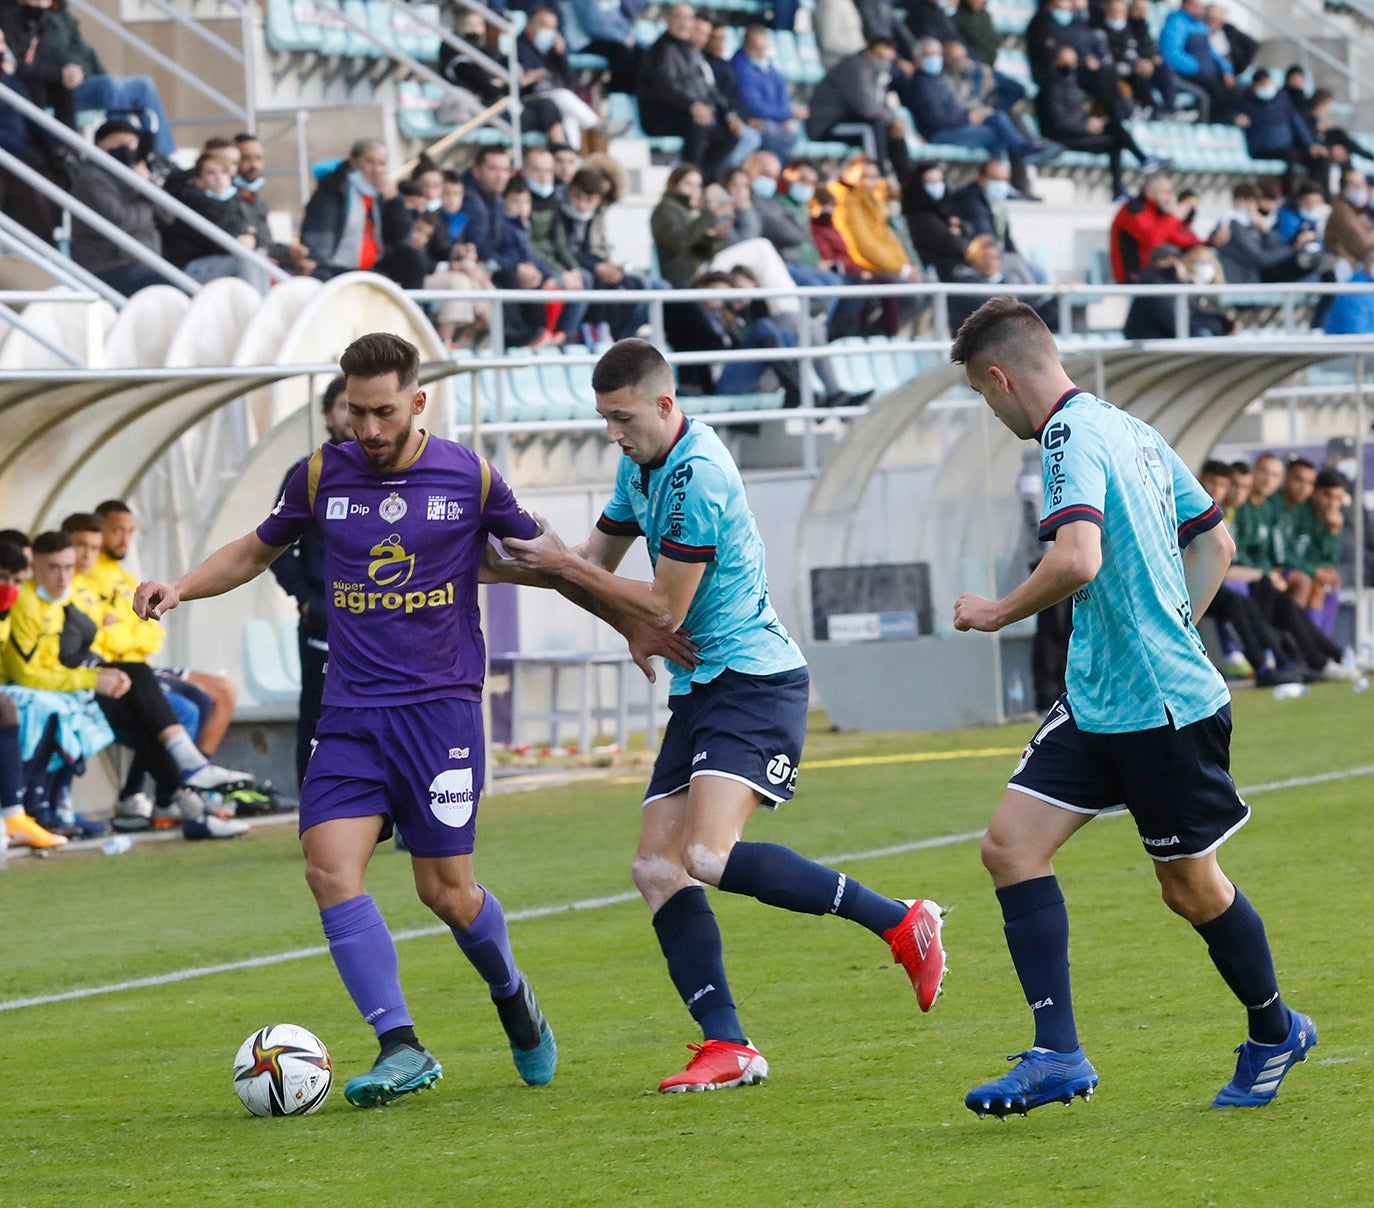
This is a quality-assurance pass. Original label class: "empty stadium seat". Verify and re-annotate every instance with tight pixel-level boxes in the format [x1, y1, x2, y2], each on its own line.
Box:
[242, 618, 299, 703]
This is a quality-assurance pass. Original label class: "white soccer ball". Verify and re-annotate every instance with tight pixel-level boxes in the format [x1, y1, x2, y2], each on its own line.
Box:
[233, 1024, 333, 1117]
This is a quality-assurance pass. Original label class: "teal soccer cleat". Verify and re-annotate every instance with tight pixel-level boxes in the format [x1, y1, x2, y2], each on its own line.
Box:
[966, 1047, 1099, 1118]
[343, 1045, 443, 1108]
[1213, 1010, 1317, 1108]
[496, 978, 558, 1086]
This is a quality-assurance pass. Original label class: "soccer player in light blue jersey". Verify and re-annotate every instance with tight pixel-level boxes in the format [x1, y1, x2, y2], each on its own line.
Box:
[950, 298, 1315, 1117]
[499, 339, 948, 1093]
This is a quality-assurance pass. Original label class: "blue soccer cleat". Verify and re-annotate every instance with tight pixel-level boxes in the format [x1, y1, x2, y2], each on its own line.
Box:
[343, 1045, 443, 1108]
[965, 1048, 1099, 1118]
[496, 977, 557, 1086]
[1213, 1009, 1317, 1108]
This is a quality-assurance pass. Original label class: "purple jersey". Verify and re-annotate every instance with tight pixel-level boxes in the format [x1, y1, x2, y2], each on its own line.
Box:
[256, 432, 537, 708]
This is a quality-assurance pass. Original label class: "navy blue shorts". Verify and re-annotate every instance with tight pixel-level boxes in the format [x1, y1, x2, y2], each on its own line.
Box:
[644, 667, 809, 808]
[1007, 694, 1250, 861]
[300, 699, 484, 858]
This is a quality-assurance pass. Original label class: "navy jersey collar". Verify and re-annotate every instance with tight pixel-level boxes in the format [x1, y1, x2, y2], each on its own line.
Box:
[646, 414, 690, 470]
[1034, 388, 1082, 443]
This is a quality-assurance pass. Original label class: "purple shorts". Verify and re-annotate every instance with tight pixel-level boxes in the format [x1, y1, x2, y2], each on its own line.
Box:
[300, 699, 484, 858]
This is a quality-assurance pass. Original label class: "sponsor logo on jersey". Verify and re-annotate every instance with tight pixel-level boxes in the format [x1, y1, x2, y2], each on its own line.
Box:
[425, 496, 467, 522]
[427, 767, 476, 828]
[326, 496, 349, 520]
[378, 491, 407, 523]
[331, 534, 456, 615]
[1042, 421, 1071, 450]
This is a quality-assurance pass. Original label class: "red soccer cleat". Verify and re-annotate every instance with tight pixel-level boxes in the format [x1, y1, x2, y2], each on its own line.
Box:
[657, 1040, 769, 1093]
[884, 899, 946, 1012]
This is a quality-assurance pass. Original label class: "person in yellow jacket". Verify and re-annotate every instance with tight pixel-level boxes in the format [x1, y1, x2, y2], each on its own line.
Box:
[831, 156, 921, 280]
[5, 532, 249, 840]
[90, 501, 238, 755]
[0, 539, 66, 849]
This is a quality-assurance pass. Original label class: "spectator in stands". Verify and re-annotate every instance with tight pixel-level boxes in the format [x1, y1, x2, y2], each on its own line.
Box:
[949, 158, 1018, 252]
[947, 234, 1052, 328]
[719, 164, 762, 243]
[517, 8, 604, 151]
[1122, 242, 1238, 338]
[1215, 180, 1314, 284]
[1274, 178, 1327, 245]
[300, 138, 405, 281]
[520, 145, 592, 340]
[1234, 69, 1325, 184]
[906, 0, 963, 47]
[565, 0, 645, 93]
[697, 19, 743, 113]
[441, 12, 566, 142]
[160, 152, 268, 289]
[639, 3, 753, 175]
[733, 26, 807, 164]
[813, 0, 865, 69]
[551, 143, 582, 190]
[955, 0, 1000, 69]
[941, 36, 1026, 124]
[1096, 0, 1177, 117]
[900, 161, 965, 280]
[745, 152, 831, 288]
[68, 119, 168, 295]
[1323, 168, 1374, 269]
[1035, 44, 1161, 199]
[270, 376, 348, 788]
[413, 187, 494, 347]
[1109, 171, 1204, 282]
[558, 162, 651, 342]
[1323, 257, 1374, 334]
[1180, 242, 1240, 330]
[1306, 89, 1374, 172]
[853, 0, 918, 60]
[0, 0, 176, 155]
[231, 131, 315, 279]
[899, 38, 1057, 193]
[1158, 0, 1235, 123]
[4, 531, 248, 838]
[1203, 4, 1256, 76]
[807, 38, 911, 176]
[831, 155, 921, 295]
[0, 27, 62, 243]
[458, 146, 515, 269]
[650, 161, 732, 286]
[493, 176, 580, 348]
[1025, 0, 1124, 122]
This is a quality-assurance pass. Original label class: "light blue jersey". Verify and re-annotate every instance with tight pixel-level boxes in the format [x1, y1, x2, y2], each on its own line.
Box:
[1037, 389, 1229, 733]
[596, 416, 806, 695]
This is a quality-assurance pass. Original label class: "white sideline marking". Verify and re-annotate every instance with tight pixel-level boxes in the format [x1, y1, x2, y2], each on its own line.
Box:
[3, 763, 1371, 1014]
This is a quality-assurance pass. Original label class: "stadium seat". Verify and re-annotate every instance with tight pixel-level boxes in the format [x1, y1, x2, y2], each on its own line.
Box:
[242, 618, 299, 703]
[606, 92, 684, 157]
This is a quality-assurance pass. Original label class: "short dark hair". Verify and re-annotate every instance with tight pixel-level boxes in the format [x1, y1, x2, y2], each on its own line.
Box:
[503, 177, 531, 198]
[321, 375, 347, 413]
[234, 131, 259, 144]
[0, 527, 30, 549]
[473, 146, 511, 168]
[410, 156, 440, 181]
[60, 512, 102, 535]
[1232, 181, 1261, 203]
[94, 118, 139, 144]
[1201, 458, 1232, 479]
[1286, 456, 1316, 473]
[94, 500, 132, 518]
[349, 137, 384, 159]
[1315, 468, 1348, 491]
[591, 338, 674, 398]
[441, 168, 462, 186]
[203, 136, 235, 152]
[397, 179, 424, 198]
[32, 530, 72, 557]
[949, 296, 1057, 373]
[1293, 177, 1325, 200]
[548, 141, 576, 156]
[0, 542, 26, 576]
[1229, 460, 1252, 475]
[866, 35, 897, 51]
[568, 168, 609, 197]
[338, 333, 420, 390]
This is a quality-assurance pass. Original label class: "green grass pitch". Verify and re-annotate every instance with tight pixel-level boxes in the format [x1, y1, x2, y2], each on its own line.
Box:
[2, 685, 1370, 1207]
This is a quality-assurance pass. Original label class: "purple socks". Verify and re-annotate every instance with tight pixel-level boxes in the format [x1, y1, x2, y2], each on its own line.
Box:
[320, 894, 413, 1038]
[452, 888, 522, 1000]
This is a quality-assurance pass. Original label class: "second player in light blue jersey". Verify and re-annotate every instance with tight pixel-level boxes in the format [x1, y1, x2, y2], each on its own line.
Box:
[499, 339, 948, 1093]
[949, 298, 1314, 1118]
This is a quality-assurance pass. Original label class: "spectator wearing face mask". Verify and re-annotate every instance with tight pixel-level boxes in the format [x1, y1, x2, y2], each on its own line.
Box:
[950, 158, 1019, 251]
[160, 151, 268, 289]
[732, 26, 806, 165]
[1274, 179, 1327, 246]
[1234, 69, 1325, 185]
[1094, 0, 1176, 117]
[517, 9, 605, 151]
[1123, 242, 1238, 339]
[900, 161, 965, 281]
[1324, 168, 1374, 269]
[558, 162, 651, 342]
[1215, 181, 1312, 284]
[300, 138, 405, 280]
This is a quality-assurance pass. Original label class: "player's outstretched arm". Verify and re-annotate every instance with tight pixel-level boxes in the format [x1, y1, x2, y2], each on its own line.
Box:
[954, 520, 1102, 633]
[134, 531, 289, 620]
[1182, 520, 1236, 622]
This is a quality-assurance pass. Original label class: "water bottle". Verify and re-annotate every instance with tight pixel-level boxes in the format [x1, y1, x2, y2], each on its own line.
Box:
[1272, 682, 1309, 701]
[1008, 669, 1027, 714]
[1355, 675, 1370, 695]
[102, 834, 134, 856]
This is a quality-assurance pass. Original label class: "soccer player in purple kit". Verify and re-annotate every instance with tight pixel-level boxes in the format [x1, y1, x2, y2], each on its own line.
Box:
[133, 333, 559, 1107]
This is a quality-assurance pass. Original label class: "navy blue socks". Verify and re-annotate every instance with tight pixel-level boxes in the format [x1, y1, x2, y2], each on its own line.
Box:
[1194, 887, 1289, 1045]
[451, 887, 522, 1001]
[652, 886, 745, 1045]
[998, 876, 1079, 1054]
[718, 840, 908, 935]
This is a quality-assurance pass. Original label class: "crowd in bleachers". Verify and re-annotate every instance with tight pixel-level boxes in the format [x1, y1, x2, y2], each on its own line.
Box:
[0, 0, 1373, 371]
[0, 503, 291, 856]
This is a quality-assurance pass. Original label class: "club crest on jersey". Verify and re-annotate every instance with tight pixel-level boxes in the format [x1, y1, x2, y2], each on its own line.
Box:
[368, 534, 415, 588]
[379, 491, 408, 523]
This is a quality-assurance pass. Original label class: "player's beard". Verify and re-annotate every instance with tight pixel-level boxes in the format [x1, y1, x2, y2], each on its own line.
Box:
[361, 422, 413, 470]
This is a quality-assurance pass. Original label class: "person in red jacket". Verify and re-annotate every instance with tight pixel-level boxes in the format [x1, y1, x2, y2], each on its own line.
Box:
[1109, 172, 1205, 282]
